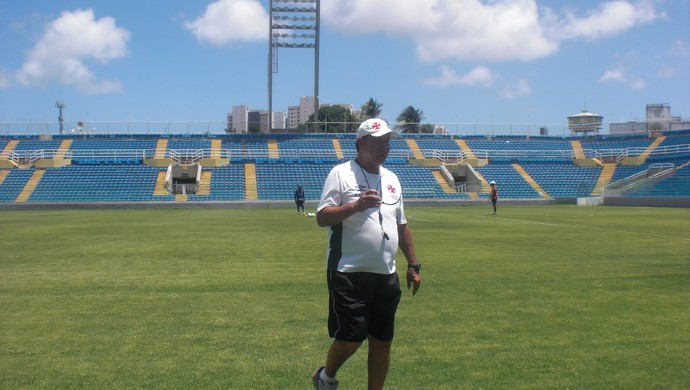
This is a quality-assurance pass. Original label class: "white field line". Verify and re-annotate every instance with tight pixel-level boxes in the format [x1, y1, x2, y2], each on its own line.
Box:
[479, 215, 690, 242]
[406, 214, 690, 242]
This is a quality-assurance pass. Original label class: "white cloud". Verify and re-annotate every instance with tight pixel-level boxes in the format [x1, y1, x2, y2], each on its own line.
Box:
[600, 68, 627, 82]
[500, 78, 532, 99]
[423, 66, 495, 87]
[0, 69, 11, 89]
[15, 9, 129, 94]
[554, 0, 664, 41]
[657, 66, 678, 78]
[629, 77, 646, 90]
[185, 0, 268, 45]
[668, 40, 690, 58]
[599, 67, 645, 89]
[321, 0, 664, 62]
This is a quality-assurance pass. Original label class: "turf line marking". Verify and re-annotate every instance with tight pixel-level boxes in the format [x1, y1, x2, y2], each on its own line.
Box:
[480, 216, 690, 242]
[406, 215, 433, 222]
[595, 228, 690, 242]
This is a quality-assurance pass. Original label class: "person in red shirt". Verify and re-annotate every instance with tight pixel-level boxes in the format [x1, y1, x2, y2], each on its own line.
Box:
[489, 181, 498, 215]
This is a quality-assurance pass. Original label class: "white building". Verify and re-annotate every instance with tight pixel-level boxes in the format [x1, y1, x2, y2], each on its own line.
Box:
[287, 96, 317, 130]
[230, 97, 353, 133]
[227, 105, 249, 133]
[260, 111, 287, 133]
[609, 104, 690, 135]
[227, 105, 286, 133]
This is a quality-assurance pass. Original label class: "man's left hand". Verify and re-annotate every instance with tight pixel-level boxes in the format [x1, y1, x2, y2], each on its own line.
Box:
[406, 268, 421, 296]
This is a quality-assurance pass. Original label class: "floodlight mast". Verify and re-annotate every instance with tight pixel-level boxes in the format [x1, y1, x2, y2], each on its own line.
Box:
[268, 0, 320, 133]
[55, 100, 66, 134]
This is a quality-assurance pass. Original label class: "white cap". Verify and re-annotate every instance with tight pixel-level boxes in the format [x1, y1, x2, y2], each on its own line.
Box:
[490, 181, 496, 185]
[356, 118, 399, 139]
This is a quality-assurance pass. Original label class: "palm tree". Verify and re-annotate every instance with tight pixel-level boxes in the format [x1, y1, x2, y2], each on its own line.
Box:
[396, 106, 424, 133]
[360, 98, 383, 120]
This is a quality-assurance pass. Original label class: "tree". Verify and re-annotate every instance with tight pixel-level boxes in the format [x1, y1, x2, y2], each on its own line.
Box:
[360, 98, 383, 120]
[420, 124, 435, 134]
[396, 106, 425, 133]
[306, 105, 358, 133]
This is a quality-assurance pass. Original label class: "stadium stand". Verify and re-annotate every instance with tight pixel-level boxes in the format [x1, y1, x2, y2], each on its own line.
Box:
[627, 164, 690, 197]
[187, 164, 245, 201]
[476, 163, 542, 199]
[1, 130, 689, 203]
[12, 139, 63, 159]
[256, 162, 331, 201]
[521, 162, 601, 198]
[415, 137, 463, 161]
[68, 138, 157, 165]
[28, 165, 173, 202]
[277, 138, 339, 163]
[579, 136, 652, 150]
[465, 137, 574, 162]
[167, 138, 212, 151]
[0, 168, 35, 202]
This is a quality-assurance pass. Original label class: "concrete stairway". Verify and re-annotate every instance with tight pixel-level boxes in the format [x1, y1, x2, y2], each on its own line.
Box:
[405, 139, 425, 159]
[332, 139, 344, 159]
[571, 140, 586, 160]
[512, 163, 550, 198]
[55, 140, 72, 159]
[154, 139, 168, 159]
[15, 169, 45, 202]
[211, 139, 222, 158]
[267, 139, 280, 159]
[639, 136, 666, 160]
[591, 163, 617, 196]
[432, 171, 456, 194]
[154, 171, 168, 196]
[197, 170, 212, 195]
[455, 139, 476, 159]
[244, 163, 257, 200]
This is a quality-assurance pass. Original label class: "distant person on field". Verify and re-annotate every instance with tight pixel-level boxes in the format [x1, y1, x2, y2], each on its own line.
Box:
[312, 118, 421, 390]
[295, 185, 306, 216]
[489, 180, 498, 215]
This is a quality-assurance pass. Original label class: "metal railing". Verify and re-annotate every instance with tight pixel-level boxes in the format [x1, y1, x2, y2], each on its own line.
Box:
[603, 163, 676, 195]
[171, 183, 198, 195]
[471, 148, 577, 160]
[2, 143, 689, 165]
[422, 150, 466, 164]
[403, 188, 436, 198]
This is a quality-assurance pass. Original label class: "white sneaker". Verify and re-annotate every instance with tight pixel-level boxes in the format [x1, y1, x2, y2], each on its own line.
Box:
[312, 367, 339, 389]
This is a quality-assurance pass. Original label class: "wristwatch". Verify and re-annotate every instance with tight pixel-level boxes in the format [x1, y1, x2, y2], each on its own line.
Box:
[408, 263, 421, 273]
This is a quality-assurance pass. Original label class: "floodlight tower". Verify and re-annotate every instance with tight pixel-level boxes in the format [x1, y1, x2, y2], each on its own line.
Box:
[268, 0, 319, 132]
[56, 100, 66, 134]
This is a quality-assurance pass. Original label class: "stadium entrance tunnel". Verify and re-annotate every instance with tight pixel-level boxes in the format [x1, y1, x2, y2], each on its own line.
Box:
[449, 163, 484, 192]
[166, 163, 201, 195]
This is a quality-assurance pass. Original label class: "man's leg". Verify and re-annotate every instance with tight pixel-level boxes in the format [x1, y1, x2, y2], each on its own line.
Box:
[324, 339, 362, 377]
[367, 335, 392, 390]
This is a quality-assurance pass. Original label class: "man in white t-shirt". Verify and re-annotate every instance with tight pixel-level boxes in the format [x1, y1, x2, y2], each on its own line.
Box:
[312, 118, 421, 390]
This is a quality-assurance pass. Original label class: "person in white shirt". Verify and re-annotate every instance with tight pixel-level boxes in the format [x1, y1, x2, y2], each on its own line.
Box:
[312, 118, 421, 390]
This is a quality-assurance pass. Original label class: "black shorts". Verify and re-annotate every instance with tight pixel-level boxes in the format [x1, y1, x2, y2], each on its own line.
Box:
[327, 270, 401, 342]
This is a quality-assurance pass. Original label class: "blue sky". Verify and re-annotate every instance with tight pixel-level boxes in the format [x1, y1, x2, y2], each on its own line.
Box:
[0, 0, 688, 135]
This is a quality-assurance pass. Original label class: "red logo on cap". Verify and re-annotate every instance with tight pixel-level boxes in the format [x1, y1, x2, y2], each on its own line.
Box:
[371, 121, 382, 130]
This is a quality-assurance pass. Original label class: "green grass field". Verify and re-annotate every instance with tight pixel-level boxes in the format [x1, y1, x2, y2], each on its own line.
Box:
[1, 205, 688, 389]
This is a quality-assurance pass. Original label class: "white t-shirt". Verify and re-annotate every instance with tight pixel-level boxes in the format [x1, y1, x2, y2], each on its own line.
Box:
[317, 160, 407, 274]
